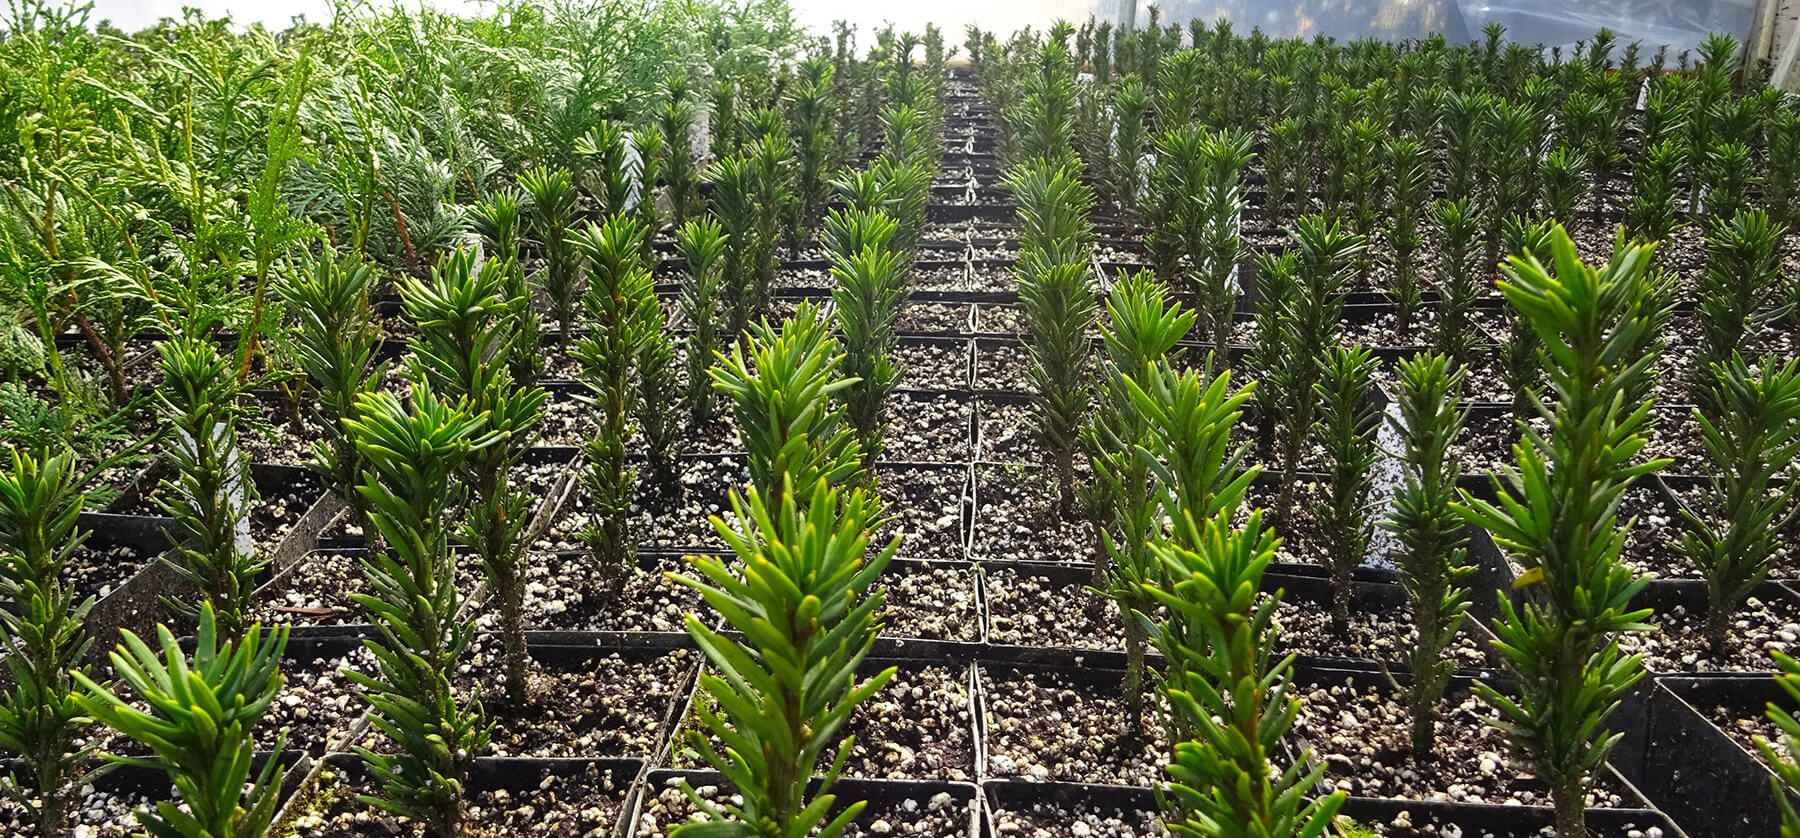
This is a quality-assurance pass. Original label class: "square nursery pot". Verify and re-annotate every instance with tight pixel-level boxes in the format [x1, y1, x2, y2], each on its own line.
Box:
[1614, 579, 1800, 676]
[628, 770, 980, 838]
[1286, 664, 1685, 837]
[248, 546, 483, 634]
[1612, 674, 1800, 838]
[980, 707, 1682, 838]
[975, 656, 1173, 788]
[71, 511, 177, 651]
[466, 630, 700, 763]
[281, 753, 644, 838]
[666, 655, 980, 784]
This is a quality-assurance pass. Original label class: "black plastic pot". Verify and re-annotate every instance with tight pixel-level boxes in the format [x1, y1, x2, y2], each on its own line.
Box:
[287, 754, 645, 838]
[72, 511, 178, 651]
[1614, 675, 1797, 838]
[628, 770, 981, 838]
[1287, 664, 1687, 837]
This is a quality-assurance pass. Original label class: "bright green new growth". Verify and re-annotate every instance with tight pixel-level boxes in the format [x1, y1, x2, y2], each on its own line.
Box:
[826, 208, 909, 472]
[280, 256, 385, 548]
[669, 478, 897, 838]
[677, 218, 729, 427]
[1453, 225, 1671, 838]
[520, 166, 583, 340]
[1145, 508, 1346, 838]
[1087, 271, 1196, 734]
[712, 303, 864, 512]
[1676, 355, 1800, 652]
[1004, 159, 1097, 515]
[341, 384, 497, 838]
[156, 337, 263, 640]
[403, 247, 549, 705]
[73, 603, 288, 838]
[1126, 362, 1258, 750]
[571, 214, 656, 587]
[1315, 344, 1381, 632]
[1760, 651, 1800, 838]
[0, 448, 98, 837]
[1385, 352, 1473, 760]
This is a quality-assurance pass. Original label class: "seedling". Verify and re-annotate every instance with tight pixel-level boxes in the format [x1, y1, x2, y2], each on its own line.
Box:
[669, 477, 896, 838]
[571, 215, 656, 588]
[342, 383, 497, 838]
[1759, 651, 1800, 837]
[1454, 226, 1671, 838]
[826, 208, 909, 472]
[1004, 159, 1098, 514]
[707, 151, 773, 339]
[1626, 139, 1686, 241]
[403, 247, 548, 704]
[1385, 352, 1473, 759]
[156, 337, 263, 639]
[1315, 344, 1381, 632]
[658, 74, 702, 229]
[711, 302, 864, 510]
[1425, 197, 1483, 372]
[74, 604, 289, 838]
[1111, 75, 1149, 220]
[1385, 135, 1431, 332]
[1144, 507, 1346, 838]
[0, 449, 101, 837]
[1087, 272, 1196, 732]
[1539, 146, 1587, 226]
[678, 218, 729, 427]
[520, 166, 583, 339]
[1694, 209, 1789, 394]
[1274, 216, 1366, 527]
[1675, 355, 1800, 652]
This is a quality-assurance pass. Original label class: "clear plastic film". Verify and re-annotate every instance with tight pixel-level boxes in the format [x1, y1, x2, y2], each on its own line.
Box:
[1138, 0, 1753, 55]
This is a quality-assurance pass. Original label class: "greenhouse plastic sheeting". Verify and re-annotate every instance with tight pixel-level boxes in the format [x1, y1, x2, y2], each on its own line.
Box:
[1143, 0, 1753, 54]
